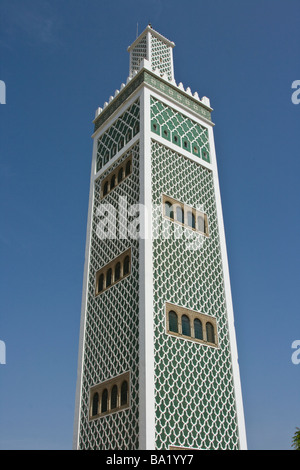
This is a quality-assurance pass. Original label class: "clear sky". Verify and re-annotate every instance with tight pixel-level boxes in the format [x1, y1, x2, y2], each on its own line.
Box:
[0, 0, 299, 450]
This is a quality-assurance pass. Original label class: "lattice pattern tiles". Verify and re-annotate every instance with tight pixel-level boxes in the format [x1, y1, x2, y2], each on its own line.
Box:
[96, 99, 140, 172]
[151, 34, 173, 81]
[151, 97, 210, 163]
[151, 140, 240, 450]
[130, 36, 147, 75]
[78, 144, 141, 450]
[79, 94, 239, 449]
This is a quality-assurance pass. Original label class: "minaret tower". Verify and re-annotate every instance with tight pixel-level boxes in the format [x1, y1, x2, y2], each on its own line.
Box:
[73, 25, 247, 450]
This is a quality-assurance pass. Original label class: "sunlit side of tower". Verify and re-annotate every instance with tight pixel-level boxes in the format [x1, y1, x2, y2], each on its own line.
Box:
[73, 25, 247, 450]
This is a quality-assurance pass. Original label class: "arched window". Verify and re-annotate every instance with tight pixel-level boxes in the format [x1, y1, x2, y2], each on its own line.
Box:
[101, 389, 108, 413]
[106, 268, 112, 287]
[115, 262, 121, 282]
[206, 322, 215, 343]
[103, 181, 109, 197]
[111, 385, 118, 409]
[187, 211, 195, 229]
[194, 318, 203, 340]
[182, 315, 191, 336]
[120, 381, 128, 406]
[118, 167, 124, 183]
[110, 174, 116, 190]
[98, 273, 104, 293]
[92, 392, 99, 417]
[176, 206, 184, 224]
[198, 214, 205, 233]
[123, 256, 130, 276]
[169, 311, 178, 333]
[125, 160, 131, 176]
[165, 201, 174, 219]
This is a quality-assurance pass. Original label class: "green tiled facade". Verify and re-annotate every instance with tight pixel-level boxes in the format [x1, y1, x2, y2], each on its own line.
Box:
[75, 26, 245, 451]
[150, 96, 210, 162]
[151, 140, 240, 449]
[78, 144, 140, 450]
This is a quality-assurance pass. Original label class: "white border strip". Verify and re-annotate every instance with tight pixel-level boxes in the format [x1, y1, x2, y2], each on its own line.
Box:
[139, 87, 155, 450]
[72, 136, 97, 449]
[208, 124, 247, 449]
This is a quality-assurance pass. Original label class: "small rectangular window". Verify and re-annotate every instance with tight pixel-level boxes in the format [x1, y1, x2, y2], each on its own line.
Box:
[95, 248, 131, 296]
[100, 154, 132, 199]
[162, 195, 209, 237]
[165, 302, 218, 348]
[89, 371, 130, 420]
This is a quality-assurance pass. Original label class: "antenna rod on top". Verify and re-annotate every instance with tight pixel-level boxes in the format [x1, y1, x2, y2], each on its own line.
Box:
[136, 23, 138, 38]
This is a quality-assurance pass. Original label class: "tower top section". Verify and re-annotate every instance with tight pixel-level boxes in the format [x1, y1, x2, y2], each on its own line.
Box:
[128, 24, 175, 81]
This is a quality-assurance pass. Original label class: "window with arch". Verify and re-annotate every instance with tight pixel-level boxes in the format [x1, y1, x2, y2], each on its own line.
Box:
[106, 268, 112, 287]
[89, 371, 130, 420]
[120, 380, 128, 406]
[162, 195, 209, 237]
[181, 315, 191, 336]
[92, 392, 99, 417]
[118, 167, 124, 183]
[194, 318, 203, 340]
[98, 273, 104, 293]
[95, 248, 131, 296]
[187, 211, 195, 229]
[100, 154, 132, 199]
[197, 213, 206, 234]
[164, 201, 174, 220]
[168, 310, 178, 333]
[110, 174, 116, 190]
[166, 302, 218, 347]
[206, 322, 215, 344]
[176, 206, 184, 224]
[115, 262, 121, 282]
[101, 389, 108, 413]
[123, 255, 130, 276]
[111, 385, 118, 410]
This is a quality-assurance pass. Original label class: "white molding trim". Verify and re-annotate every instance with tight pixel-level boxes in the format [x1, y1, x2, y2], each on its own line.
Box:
[208, 124, 248, 450]
[144, 82, 214, 128]
[138, 87, 155, 450]
[72, 137, 98, 450]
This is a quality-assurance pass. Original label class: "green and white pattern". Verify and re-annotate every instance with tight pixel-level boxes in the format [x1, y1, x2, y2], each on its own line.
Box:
[96, 99, 140, 172]
[151, 140, 240, 449]
[78, 144, 140, 450]
[150, 97, 210, 162]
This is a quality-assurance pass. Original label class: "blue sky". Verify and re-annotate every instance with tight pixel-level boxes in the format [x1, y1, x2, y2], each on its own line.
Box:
[0, 0, 299, 450]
